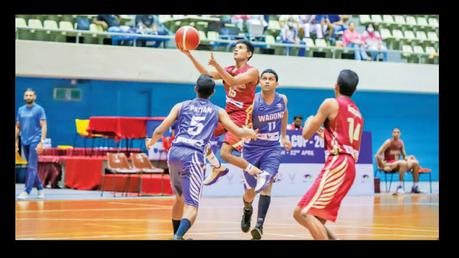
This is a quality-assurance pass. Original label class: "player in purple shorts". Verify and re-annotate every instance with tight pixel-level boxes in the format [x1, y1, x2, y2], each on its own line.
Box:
[240, 69, 292, 240]
[146, 75, 256, 240]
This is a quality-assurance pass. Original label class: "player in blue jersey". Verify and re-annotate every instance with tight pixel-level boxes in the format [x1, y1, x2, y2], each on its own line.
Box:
[146, 75, 257, 240]
[240, 69, 292, 240]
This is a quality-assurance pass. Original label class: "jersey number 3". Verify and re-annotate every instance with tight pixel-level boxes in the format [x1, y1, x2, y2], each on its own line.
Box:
[188, 116, 205, 136]
[347, 117, 361, 144]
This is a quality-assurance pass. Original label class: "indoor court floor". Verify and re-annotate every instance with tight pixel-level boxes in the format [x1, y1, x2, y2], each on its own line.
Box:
[16, 188, 438, 240]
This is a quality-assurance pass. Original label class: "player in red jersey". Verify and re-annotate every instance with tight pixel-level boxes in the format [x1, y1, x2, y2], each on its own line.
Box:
[293, 69, 364, 240]
[375, 128, 422, 195]
[179, 40, 268, 186]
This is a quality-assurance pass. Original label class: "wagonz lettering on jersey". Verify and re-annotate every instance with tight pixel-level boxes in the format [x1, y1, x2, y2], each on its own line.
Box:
[257, 111, 285, 122]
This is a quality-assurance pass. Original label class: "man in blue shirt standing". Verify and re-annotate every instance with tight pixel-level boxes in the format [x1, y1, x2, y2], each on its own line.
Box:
[16, 88, 47, 200]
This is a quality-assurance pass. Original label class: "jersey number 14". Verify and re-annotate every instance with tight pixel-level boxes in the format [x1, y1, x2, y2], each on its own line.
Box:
[347, 117, 361, 144]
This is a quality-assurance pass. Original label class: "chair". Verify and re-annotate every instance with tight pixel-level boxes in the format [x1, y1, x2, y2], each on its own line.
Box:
[391, 29, 404, 49]
[83, 23, 104, 44]
[43, 20, 59, 41]
[16, 152, 28, 166]
[27, 19, 47, 41]
[401, 45, 414, 62]
[370, 15, 383, 26]
[402, 30, 417, 45]
[101, 153, 140, 197]
[428, 17, 438, 29]
[382, 15, 395, 29]
[130, 152, 165, 196]
[393, 15, 406, 28]
[405, 16, 417, 29]
[359, 15, 371, 25]
[73, 119, 107, 155]
[314, 38, 333, 58]
[376, 156, 433, 194]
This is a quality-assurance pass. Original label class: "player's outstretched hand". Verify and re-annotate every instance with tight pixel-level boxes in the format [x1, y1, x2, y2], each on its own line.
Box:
[208, 52, 218, 67]
[177, 44, 191, 56]
[145, 138, 153, 150]
[281, 136, 292, 151]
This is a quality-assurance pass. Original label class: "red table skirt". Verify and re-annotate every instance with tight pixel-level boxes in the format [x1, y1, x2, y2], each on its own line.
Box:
[64, 157, 106, 190]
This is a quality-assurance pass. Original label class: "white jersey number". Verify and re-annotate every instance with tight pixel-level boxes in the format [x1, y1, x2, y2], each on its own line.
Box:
[347, 117, 361, 144]
[188, 116, 206, 136]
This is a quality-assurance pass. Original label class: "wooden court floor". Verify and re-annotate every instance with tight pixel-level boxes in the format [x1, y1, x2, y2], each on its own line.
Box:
[16, 194, 439, 240]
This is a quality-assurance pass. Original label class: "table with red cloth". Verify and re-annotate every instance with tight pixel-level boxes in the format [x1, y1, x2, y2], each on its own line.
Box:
[41, 147, 142, 157]
[63, 156, 106, 190]
[87, 116, 165, 142]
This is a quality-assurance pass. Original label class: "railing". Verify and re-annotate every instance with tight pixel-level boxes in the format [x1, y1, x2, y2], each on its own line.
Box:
[15, 26, 438, 64]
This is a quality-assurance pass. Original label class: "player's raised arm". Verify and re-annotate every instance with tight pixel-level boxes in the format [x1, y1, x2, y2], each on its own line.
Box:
[280, 95, 292, 151]
[208, 52, 258, 87]
[302, 98, 338, 140]
[179, 48, 221, 80]
[217, 108, 256, 139]
[147, 103, 182, 150]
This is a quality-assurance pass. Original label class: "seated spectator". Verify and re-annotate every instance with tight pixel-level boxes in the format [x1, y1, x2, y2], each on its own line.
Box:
[135, 15, 171, 48]
[343, 22, 370, 61]
[330, 15, 350, 47]
[287, 115, 303, 130]
[375, 128, 423, 195]
[298, 15, 324, 39]
[94, 15, 132, 45]
[280, 17, 303, 56]
[246, 15, 268, 39]
[361, 23, 388, 61]
[231, 15, 250, 32]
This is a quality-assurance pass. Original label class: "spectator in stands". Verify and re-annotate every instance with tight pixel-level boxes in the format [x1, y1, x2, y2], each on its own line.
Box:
[343, 22, 370, 61]
[16, 88, 47, 200]
[375, 128, 422, 195]
[287, 115, 303, 130]
[361, 23, 388, 62]
[135, 15, 171, 48]
[93, 15, 121, 31]
[278, 15, 300, 29]
[298, 15, 324, 39]
[280, 17, 302, 56]
[330, 15, 350, 47]
[94, 15, 133, 45]
[231, 15, 250, 32]
[246, 15, 268, 38]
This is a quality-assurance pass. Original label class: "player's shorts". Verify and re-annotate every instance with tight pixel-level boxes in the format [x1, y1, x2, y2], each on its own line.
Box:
[167, 146, 205, 208]
[241, 144, 282, 190]
[383, 159, 401, 172]
[297, 154, 356, 222]
[213, 107, 253, 152]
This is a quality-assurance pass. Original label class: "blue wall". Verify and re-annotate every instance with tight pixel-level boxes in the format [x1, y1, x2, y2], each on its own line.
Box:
[16, 77, 439, 181]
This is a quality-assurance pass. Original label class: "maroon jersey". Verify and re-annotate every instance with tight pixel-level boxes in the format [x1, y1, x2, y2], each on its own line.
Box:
[383, 139, 404, 162]
[323, 96, 364, 161]
[223, 64, 258, 114]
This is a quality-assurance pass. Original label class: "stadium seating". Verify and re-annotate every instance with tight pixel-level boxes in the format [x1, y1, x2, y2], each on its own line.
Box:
[15, 14, 439, 64]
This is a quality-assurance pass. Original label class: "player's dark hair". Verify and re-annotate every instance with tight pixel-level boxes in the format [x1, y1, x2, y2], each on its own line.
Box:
[24, 88, 36, 94]
[294, 115, 303, 120]
[236, 40, 254, 60]
[261, 69, 279, 82]
[337, 69, 359, 97]
[196, 74, 215, 99]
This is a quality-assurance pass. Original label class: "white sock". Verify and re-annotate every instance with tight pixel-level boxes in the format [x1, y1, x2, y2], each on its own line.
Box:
[245, 163, 261, 176]
[205, 149, 221, 168]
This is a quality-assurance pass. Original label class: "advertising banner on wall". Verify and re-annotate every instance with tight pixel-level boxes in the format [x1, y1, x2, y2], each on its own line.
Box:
[202, 130, 373, 197]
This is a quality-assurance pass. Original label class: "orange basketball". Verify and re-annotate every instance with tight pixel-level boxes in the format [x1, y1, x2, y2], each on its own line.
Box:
[175, 26, 200, 51]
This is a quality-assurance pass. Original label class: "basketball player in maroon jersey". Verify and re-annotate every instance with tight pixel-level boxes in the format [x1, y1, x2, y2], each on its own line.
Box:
[179, 40, 268, 185]
[293, 69, 364, 240]
[375, 128, 422, 195]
